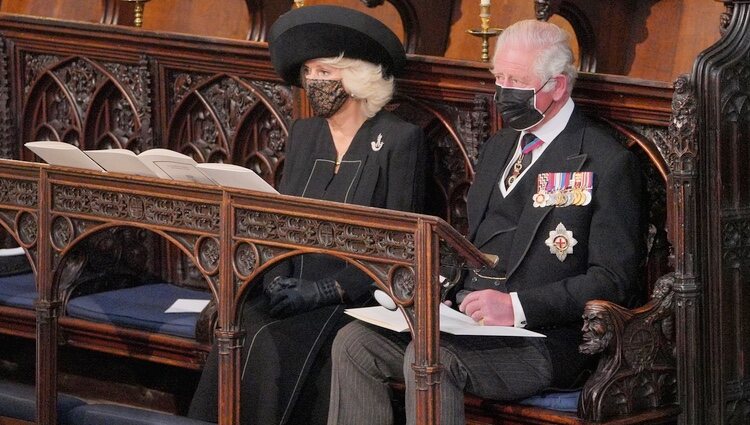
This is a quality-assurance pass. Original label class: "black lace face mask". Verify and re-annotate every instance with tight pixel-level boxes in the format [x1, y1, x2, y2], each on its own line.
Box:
[305, 79, 350, 118]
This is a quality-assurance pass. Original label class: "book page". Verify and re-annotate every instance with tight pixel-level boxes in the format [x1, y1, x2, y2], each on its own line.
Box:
[25, 141, 104, 172]
[438, 304, 545, 337]
[137, 149, 215, 185]
[83, 149, 161, 178]
[345, 304, 545, 337]
[344, 306, 409, 332]
[195, 163, 278, 194]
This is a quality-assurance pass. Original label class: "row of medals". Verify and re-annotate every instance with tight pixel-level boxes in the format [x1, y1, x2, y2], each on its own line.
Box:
[533, 188, 591, 208]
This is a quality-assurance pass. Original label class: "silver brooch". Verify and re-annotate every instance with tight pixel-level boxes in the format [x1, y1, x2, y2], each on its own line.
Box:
[545, 222, 578, 261]
[371, 133, 384, 151]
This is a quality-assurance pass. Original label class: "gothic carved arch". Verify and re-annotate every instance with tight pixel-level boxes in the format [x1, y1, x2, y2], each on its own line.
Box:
[389, 94, 488, 235]
[52, 222, 217, 305]
[21, 55, 151, 153]
[0, 213, 36, 275]
[165, 74, 293, 186]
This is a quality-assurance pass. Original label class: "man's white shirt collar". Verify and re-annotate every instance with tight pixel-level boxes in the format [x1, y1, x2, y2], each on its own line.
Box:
[500, 97, 575, 196]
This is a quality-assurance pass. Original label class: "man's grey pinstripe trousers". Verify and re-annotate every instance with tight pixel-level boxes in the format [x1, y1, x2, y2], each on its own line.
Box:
[327, 321, 553, 425]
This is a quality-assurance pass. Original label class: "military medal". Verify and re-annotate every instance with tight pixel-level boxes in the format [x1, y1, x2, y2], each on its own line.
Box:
[545, 222, 578, 261]
[533, 173, 549, 207]
[533, 171, 594, 208]
[579, 171, 593, 206]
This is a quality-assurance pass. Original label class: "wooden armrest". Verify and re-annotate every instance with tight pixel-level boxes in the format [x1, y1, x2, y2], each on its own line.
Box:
[578, 273, 677, 421]
[194, 299, 217, 345]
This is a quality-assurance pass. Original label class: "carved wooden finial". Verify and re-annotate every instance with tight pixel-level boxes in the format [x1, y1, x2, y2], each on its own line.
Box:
[534, 0, 552, 21]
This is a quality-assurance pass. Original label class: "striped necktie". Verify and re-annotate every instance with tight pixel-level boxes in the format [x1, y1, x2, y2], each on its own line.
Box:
[504, 133, 543, 189]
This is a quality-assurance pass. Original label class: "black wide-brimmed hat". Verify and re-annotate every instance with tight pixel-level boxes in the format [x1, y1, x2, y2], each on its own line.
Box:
[268, 5, 406, 86]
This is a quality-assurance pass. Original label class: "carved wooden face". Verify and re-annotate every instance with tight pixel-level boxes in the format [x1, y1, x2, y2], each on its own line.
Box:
[580, 306, 612, 355]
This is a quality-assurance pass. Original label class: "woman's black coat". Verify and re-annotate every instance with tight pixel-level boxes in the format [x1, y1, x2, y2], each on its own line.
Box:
[189, 110, 426, 424]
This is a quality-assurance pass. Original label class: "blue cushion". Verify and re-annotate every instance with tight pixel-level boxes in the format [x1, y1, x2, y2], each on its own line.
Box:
[61, 404, 216, 425]
[0, 273, 37, 309]
[519, 390, 580, 412]
[0, 380, 87, 421]
[66, 283, 211, 339]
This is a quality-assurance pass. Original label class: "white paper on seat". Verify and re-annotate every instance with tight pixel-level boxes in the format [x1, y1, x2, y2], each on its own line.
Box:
[0, 247, 25, 257]
[164, 299, 210, 313]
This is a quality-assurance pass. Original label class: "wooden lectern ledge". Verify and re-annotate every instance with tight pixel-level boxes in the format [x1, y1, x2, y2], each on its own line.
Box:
[0, 158, 493, 425]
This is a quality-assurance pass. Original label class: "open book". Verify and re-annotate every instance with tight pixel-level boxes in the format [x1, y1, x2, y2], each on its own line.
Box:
[24, 141, 105, 172]
[345, 304, 545, 337]
[25, 141, 277, 194]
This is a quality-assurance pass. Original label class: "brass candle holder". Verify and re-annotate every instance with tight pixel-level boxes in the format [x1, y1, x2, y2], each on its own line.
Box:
[467, 4, 502, 62]
[122, 0, 151, 28]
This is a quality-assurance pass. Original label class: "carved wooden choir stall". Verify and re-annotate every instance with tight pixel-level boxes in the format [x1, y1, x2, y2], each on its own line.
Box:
[0, 1, 747, 425]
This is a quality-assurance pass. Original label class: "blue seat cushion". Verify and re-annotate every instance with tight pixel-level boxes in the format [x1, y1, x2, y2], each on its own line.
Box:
[0, 273, 37, 309]
[0, 380, 87, 421]
[66, 283, 211, 339]
[518, 390, 580, 412]
[61, 404, 216, 425]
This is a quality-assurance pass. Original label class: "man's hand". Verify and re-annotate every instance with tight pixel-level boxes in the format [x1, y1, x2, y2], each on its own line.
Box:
[459, 289, 514, 326]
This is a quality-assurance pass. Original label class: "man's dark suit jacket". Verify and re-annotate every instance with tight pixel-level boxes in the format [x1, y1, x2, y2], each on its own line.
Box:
[464, 109, 645, 387]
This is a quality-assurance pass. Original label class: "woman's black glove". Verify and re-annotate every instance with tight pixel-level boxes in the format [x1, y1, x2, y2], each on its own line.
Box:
[263, 275, 297, 296]
[266, 277, 344, 317]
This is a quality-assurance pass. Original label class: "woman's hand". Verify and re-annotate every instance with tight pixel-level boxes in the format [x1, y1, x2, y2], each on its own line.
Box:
[266, 277, 344, 317]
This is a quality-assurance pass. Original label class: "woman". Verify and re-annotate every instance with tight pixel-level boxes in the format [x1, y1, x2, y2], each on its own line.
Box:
[188, 5, 426, 424]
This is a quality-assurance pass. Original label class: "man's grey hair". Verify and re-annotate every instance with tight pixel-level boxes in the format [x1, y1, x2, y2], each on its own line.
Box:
[493, 20, 578, 94]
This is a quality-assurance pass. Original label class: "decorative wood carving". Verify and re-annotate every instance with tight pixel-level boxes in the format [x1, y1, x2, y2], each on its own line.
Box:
[390, 95, 486, 235]
[0, 37, 14, 159]
[685, 1, 750, 423]
[22, 54, 150, 153]
[579, 273, 677, 421]
[534, 0, 554, 21]
[235, 210, 415, 262]
[165, 72, 292, 185]
[0, 178, 38, 209]
[51, 185, 221, 232]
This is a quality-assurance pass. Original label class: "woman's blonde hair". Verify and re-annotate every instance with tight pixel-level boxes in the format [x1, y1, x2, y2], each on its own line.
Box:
[314, 55, 395, 118]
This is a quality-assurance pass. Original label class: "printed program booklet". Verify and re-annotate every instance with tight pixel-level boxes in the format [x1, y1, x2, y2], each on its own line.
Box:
[25, 141, 277, 194]
[345, 303, 545, 337]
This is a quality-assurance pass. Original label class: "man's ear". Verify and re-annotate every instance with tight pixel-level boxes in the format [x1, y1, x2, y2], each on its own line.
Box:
[551, 74, 568, 101]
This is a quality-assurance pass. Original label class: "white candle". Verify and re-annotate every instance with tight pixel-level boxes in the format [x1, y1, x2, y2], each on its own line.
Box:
[480, 0, 490, 6]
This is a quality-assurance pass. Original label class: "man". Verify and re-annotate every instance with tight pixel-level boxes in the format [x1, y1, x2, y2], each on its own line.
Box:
[327, 19, 644, 425]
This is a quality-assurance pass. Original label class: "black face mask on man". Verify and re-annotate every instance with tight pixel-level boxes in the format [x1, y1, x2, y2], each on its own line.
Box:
[494, 80, 553, 131]
[305, 79, 350, 118]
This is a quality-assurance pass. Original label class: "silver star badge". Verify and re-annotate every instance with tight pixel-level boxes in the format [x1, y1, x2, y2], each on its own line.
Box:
[545, 222, 577, 261]
[371, 133, 384, 151]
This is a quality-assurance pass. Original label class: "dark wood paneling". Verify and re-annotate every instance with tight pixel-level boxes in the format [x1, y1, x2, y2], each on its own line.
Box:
[0, 0, 724, 82]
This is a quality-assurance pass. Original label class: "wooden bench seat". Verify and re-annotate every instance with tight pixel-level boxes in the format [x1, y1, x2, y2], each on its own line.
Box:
[0, 236, 215, 370]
